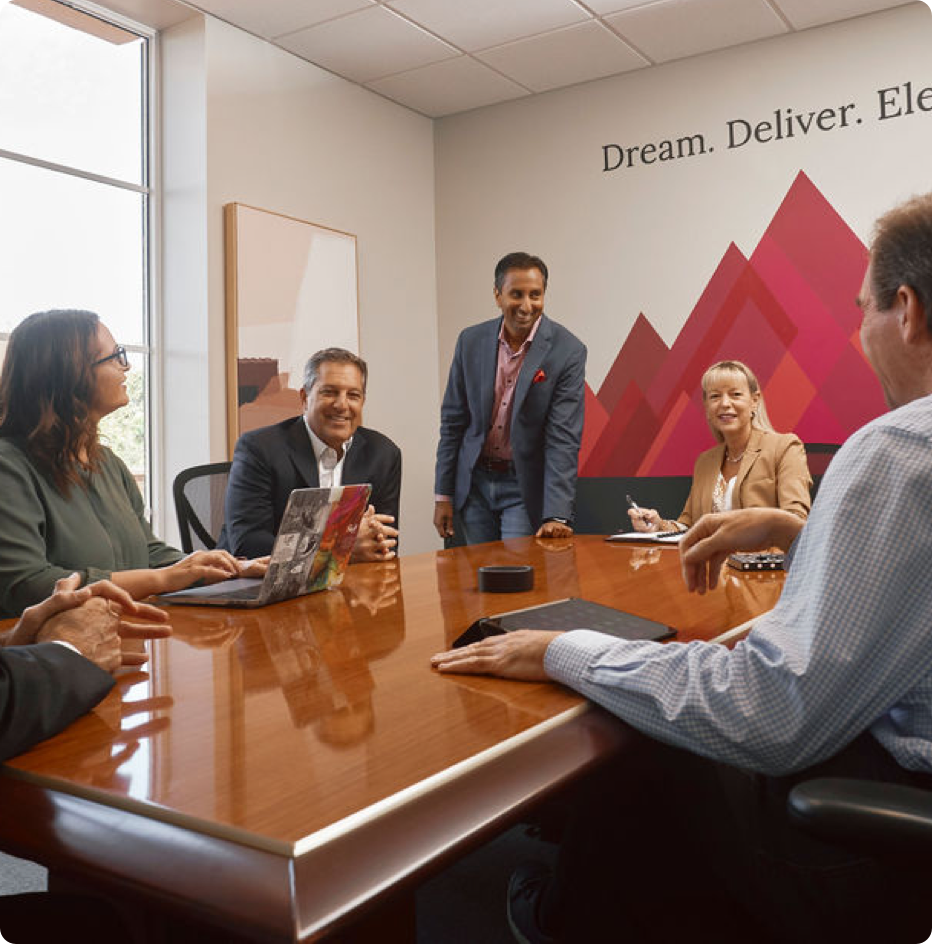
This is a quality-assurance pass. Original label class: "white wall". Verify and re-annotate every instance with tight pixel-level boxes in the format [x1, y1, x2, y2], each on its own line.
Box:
[160, 3, 930, 551]
[434, 3, 932, 392]
[161, 17, 439, 553]
[160, 15, 208, 544]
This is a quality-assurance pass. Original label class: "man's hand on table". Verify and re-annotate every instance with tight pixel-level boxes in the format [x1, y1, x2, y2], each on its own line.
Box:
[3, 572, 169, 649]
[352, 506, 398, 562]
[5, 573, 172, 674]
[431, 629, 562, 681]
[680, 508, 804, 594]
[535, 520, 573, 539]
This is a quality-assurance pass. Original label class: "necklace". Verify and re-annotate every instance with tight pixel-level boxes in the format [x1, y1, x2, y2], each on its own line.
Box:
[725, 449, 746, 463]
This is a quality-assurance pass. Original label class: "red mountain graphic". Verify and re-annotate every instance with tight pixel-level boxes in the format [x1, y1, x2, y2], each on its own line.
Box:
[579, 171, 884, 477]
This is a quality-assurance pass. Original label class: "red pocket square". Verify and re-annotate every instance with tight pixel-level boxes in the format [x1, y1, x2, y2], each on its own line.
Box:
[532, 369, 547, 384]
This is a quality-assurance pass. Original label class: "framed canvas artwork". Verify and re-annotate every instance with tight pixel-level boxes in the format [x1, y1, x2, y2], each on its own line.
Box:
[224, 203, 359, 454]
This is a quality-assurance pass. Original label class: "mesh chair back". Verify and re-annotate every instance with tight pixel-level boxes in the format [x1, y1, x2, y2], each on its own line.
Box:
[173, 462, 232, 553]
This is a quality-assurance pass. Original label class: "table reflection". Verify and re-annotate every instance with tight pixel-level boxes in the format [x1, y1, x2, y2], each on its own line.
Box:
[230, 568, 406, 750]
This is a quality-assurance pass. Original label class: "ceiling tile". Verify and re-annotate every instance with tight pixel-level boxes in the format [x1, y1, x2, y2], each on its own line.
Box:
[582, 0, 663, 13]
[277, 5, 457, 83]
[605, 0, 788, 63]
[187, 0, 375, 39]
[387, 0, 588, 52]
[771, 0, 913, 30]
[367, 55, 530, 117]
[475, 21, 649, 92]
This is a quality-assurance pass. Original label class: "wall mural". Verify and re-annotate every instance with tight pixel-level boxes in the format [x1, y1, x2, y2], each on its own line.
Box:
[578, 171, 886, 478]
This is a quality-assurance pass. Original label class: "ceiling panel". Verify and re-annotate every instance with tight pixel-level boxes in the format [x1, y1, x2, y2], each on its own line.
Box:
[367, 55, 530, 117]
[277, 5, 457, 83]
[170, 0, 920, 118]
[188, 0, 374, 39]
[582, 0, 665, 13]
[387, 0, 587, 52]
[605, 0, 788, 63]
[476, 21, 649, 93]
[771, 0, 913, 30]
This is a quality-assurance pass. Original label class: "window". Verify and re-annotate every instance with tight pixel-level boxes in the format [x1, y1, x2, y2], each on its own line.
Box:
[0, 0, 154, 499]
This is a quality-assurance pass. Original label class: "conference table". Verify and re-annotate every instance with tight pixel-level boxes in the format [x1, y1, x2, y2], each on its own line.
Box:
[0, 535, 783, 941]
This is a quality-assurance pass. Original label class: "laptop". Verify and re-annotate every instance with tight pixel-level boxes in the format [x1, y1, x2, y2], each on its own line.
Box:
[158, 484, 371, 608]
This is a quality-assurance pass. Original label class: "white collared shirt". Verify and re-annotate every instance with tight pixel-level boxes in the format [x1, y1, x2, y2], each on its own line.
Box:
[303, 419, 353, 488]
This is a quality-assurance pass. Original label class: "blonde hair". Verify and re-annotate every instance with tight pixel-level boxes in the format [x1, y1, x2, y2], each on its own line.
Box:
[700, 360, 774, 442]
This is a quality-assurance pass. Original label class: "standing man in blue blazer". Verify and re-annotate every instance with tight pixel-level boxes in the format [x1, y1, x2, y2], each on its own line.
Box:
[434, 252, 587, 544]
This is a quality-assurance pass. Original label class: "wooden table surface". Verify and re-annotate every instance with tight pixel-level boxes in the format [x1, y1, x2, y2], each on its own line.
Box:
[0, 536, 783, 941]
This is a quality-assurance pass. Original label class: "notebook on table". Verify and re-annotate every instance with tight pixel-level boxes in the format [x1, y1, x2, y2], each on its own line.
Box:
[453, 597, 676, 648]
[605, 530, 684, 544]
[157, 484, 371, 608]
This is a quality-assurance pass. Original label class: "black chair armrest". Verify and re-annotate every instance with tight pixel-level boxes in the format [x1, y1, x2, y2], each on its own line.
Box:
[788, 777, 932, 858]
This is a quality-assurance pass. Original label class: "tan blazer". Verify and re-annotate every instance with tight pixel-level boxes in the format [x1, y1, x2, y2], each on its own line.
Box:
[678, 429, 811, 528]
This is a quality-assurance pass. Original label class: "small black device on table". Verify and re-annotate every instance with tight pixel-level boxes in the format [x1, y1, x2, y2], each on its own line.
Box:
[727, 552, 785, 572]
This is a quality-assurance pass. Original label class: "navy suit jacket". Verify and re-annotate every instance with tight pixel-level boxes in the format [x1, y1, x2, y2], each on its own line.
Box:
[0, 644, 113, 761]
[219, 417, 402, 558]
[434, 314, 586, 528]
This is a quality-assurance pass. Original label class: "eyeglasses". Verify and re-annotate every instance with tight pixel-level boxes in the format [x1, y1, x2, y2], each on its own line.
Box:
[93, 345, 129, 369]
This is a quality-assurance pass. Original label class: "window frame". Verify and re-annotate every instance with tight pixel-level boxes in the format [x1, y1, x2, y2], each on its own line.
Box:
[0, 0, 161, 524]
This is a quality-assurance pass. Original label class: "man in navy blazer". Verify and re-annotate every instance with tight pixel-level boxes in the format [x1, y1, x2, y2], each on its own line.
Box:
[434, 252, 586, 544]
[220, 349, 401, 561]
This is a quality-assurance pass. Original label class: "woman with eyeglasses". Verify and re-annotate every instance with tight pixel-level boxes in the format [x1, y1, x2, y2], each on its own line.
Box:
[0, 309, 258, 617]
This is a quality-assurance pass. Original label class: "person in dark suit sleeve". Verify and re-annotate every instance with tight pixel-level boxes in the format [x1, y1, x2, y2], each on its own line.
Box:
[0, 573, 170, 941]
[0, 572, 170, 761]
[434, 252, 586, 544]
[220, 348, 401, 561]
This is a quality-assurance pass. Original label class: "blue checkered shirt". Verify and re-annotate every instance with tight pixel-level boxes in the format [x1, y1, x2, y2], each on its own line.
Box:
[545, 394, 932, 776]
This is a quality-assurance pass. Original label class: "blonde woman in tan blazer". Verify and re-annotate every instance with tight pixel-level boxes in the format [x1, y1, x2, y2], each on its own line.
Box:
[628, 361, 811, 533]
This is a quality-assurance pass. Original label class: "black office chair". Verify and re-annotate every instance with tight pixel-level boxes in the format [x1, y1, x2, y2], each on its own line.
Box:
[788, 776, 932, 861]
[173, 461, 232, 553]
[804, 443, 841, 499]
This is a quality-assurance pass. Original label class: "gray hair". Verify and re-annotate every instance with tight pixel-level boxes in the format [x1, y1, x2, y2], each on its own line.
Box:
[871, 192, 932, 331]
[302, 348, 368, 393]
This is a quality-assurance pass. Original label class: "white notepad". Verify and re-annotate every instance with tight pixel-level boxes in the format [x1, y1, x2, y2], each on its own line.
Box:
[605, 530, 684, 544]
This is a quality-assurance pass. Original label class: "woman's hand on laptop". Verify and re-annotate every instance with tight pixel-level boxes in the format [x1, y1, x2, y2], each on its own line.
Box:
[160, 550, 241, 592]
[236, 556, 270, 578]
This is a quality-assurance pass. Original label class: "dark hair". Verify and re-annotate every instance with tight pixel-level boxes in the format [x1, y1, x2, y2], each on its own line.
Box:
[871, 193, 932, 331]
[494, 252, 549, 292]
[0, 309, 103, 492]
[302, 348, 368, 393]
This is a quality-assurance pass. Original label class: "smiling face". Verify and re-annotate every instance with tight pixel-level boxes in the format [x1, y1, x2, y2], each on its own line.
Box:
[703, 369, 758, 441]
[494, 267, 545, 346]
[89, 322, 130, 422]
[301, 360, 365, 451]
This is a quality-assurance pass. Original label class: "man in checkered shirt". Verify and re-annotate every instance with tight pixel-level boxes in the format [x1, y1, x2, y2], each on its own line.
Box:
[433, 193, 932, 944]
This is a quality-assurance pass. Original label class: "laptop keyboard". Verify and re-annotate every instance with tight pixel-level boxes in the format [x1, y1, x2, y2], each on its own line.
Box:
[217, 586, 262, 601]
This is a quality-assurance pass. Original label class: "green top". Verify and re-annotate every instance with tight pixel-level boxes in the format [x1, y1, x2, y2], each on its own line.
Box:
[0, 438, 183, 617]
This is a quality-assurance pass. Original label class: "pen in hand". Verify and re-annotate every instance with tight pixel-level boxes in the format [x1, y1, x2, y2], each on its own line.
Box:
[626, 494, 654, 530]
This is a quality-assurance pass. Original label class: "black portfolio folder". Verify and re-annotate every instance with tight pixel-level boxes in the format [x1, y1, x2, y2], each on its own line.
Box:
[453, 597, 676, 648]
